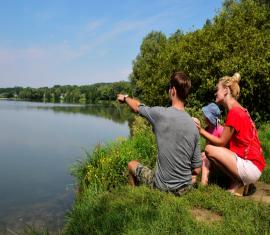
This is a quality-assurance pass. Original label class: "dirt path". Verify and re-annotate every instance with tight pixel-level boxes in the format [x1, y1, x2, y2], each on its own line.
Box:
[245, 181, 270, 204]
[191, 181, 270, 224]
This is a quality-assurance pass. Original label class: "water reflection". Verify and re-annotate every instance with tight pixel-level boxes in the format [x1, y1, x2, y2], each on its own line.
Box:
[36, 104, 133, 124]
[0, 100, 131, 234]
[0, 100, 133, 124]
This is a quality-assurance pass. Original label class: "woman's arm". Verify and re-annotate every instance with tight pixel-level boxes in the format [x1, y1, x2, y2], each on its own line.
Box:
[192, 117, 234, 146]
[200, 125, 234, 146]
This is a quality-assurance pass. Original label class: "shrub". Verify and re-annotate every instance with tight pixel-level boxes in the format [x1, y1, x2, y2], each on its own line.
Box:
[258, 122, 270, 183]
[71, 116, 157, 193]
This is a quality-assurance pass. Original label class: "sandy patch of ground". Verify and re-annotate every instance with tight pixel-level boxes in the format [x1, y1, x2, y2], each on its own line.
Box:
[190, 208, 223, 223]
[190, 181, 270, 224]
[245, 181, 270, 204]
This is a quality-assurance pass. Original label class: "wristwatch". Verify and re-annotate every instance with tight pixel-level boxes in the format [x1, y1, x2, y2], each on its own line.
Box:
[123, 94, 129, 102]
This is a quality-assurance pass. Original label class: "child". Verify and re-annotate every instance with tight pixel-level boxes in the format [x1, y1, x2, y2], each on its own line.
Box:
[192, 103, 223, 185]
[202, 103, 223, 139]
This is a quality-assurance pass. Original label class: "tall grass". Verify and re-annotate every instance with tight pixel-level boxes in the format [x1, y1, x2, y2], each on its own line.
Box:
[258, 122, 270, 183]
[71, 116, 157, 194]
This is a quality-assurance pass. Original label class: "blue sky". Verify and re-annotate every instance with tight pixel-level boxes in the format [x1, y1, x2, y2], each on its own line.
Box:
[0, 0, 223, 88]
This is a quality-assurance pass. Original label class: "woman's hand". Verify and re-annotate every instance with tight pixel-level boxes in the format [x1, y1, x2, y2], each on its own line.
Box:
[192, 117, 201, 131]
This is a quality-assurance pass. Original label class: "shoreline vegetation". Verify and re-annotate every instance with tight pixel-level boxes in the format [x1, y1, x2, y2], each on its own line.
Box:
[6, 0, 269, 234]
[0, 81, 131, 105]
[63, 117, 270, 234]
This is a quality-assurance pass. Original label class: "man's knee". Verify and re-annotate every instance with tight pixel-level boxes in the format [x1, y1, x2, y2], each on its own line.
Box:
[128, 160, 139, 174]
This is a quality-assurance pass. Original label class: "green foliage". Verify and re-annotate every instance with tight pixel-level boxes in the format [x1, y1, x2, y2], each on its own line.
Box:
[258, 122, 270, 183]
[259, 122, 270, 160]
[71, 116, 157, 193]
[65, 185, 270, 235]
[0, 86, 22, 98]
[261, 165, 270, 184]
[130, 31, 171, 106]
[0, 81, 131, 104]
[130, 0, 270, 121]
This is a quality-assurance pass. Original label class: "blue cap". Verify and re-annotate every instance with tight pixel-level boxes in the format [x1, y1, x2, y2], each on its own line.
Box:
[202, 103, 221, 126]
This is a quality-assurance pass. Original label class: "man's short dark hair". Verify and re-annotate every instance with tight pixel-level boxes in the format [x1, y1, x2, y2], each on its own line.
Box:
[170, 71, 191, 101]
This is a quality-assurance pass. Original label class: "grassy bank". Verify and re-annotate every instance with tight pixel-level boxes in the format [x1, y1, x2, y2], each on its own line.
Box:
[65, 185, 269, 234]
[64, 118, 270, 234]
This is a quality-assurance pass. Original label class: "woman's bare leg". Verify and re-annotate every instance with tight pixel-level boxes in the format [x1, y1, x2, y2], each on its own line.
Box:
[205, 144, 242, 191]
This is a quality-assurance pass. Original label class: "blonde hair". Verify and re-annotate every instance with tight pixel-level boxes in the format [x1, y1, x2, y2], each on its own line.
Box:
[219, 72, 241, 99]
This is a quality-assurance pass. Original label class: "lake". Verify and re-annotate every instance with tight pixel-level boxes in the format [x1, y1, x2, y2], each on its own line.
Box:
[0, 100, 130, 234]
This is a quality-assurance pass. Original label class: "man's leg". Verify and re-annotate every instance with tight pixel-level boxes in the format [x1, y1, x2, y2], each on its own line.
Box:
[127, 160, 140, 186]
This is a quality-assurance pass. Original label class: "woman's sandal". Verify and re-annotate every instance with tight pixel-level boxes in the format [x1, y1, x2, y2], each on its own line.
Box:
[229, 183, 256, 197]
[229, 186, 245, 197]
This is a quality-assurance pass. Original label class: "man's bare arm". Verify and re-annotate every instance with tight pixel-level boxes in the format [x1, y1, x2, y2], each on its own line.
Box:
[117, 94, 141, 113]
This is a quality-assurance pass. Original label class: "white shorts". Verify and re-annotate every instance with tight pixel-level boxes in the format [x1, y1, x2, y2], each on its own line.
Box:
[235, 154, 261, 185]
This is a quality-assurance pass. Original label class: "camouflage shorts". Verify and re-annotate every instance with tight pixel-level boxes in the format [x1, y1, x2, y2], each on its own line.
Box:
[134, 164, 192, 196]
[135, 164, 155, 187]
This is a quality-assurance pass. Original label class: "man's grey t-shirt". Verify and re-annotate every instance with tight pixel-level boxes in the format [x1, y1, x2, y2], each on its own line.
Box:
[138, 105, 201, 191]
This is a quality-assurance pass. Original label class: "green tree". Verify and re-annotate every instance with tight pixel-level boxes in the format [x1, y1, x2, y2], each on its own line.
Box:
[130, 0, 270, 121]
[130, 31, 169, 106]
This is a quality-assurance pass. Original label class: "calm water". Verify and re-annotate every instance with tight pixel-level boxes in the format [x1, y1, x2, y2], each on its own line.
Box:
[0, 100, 130, 233]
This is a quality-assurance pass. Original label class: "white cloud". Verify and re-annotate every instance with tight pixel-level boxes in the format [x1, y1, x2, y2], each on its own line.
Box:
[74, 13, 167, 58]
[84, 20, 104, 32]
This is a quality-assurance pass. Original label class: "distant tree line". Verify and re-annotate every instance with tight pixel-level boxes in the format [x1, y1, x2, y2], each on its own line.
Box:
[0, 81, 131, 104]
[130, 0, 270, 121]
[1, 1, 269, 121]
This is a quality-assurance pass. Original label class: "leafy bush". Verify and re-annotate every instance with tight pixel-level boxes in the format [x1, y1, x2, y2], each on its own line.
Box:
[259, 122, 270, 160]
[71, 116, 157, 193]
[258, 122, 270, 183]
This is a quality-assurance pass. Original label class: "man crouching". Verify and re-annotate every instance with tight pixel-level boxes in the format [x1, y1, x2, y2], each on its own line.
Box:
[117, 71, 201, 196]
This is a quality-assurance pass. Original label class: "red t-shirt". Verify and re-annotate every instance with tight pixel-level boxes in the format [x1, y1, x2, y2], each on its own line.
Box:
[225, 107, 266, 172]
